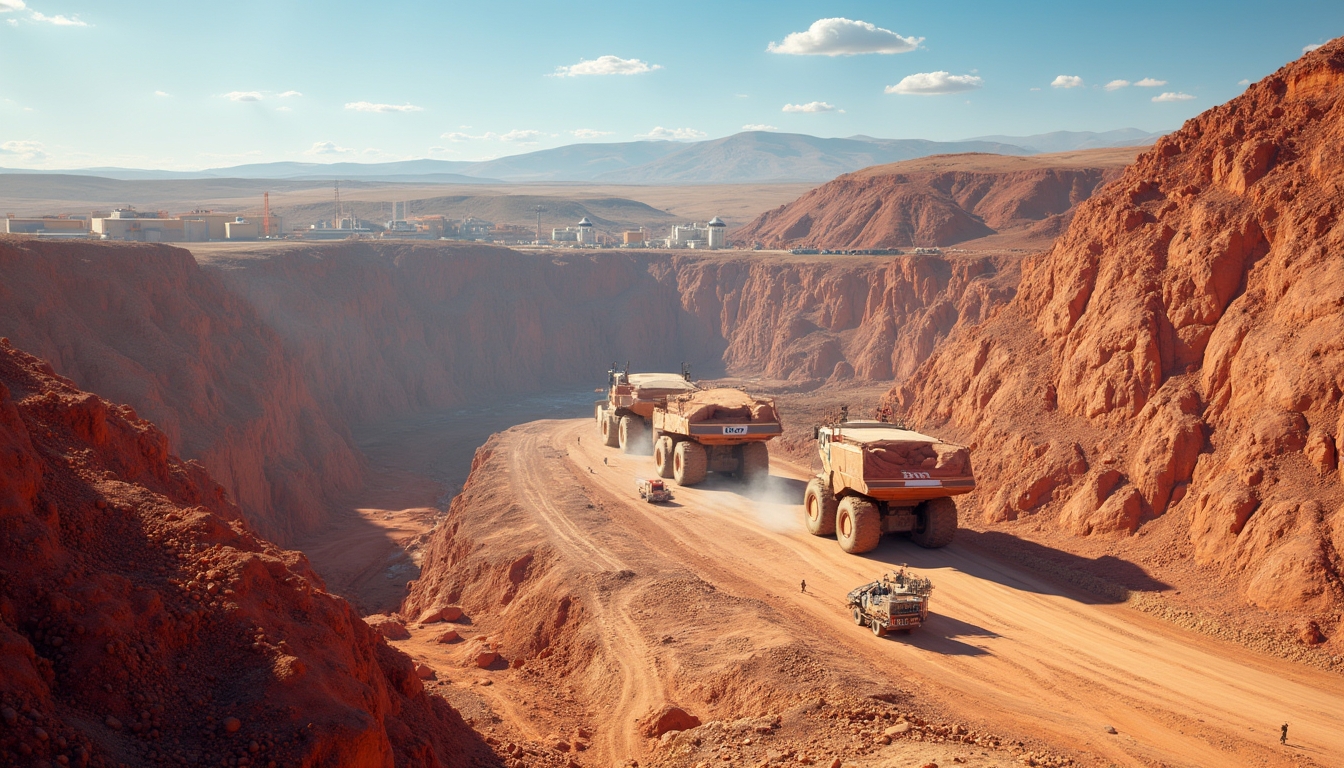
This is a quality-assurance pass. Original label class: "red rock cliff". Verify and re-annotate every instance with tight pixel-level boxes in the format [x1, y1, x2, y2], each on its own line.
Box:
[0, 340, 491, 767]
[892, 40, 1344, 614]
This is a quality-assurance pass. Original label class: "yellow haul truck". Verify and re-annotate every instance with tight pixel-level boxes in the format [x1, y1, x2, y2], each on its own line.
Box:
[651, 388, 783, 486]
[805, 413, 975, 554]
[596, 364, 700, 453]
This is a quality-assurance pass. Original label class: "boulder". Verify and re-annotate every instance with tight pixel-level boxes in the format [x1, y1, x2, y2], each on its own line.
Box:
[434, 629, 460, 643]
[639, 705, 701, 738]
[474, 650, 499, 668]
[364, 615, 410, 641]
[414, 664, 435, 680]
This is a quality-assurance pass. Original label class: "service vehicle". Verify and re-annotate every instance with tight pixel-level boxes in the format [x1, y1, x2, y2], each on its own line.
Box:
[636, 478, 674, 503]
[847, 568, 933, 636]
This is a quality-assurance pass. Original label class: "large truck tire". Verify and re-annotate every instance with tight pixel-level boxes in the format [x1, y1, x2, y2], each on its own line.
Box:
[672, 441, 708, 486]
[618, 416, 647, 454]
[595, 403, 606, 424]
[836, 496, 881, 554]
[803, 478, 838, 536]
[601, 412, 621, 447]
[911, 496, 957, 548]
[739, 442, 770, 484]
[653, 437, 676, 478]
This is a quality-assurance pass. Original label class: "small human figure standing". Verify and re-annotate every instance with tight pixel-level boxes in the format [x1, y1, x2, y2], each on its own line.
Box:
[800, 579, 807, 593]
[1280, 723, 1288, 744]
[603, 457, 608, 466]
[577, 436, 581, 445]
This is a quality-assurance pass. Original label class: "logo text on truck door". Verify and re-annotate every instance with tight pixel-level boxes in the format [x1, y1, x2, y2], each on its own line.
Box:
[722, 425, 748, 435]
[902, 471, 931, 479]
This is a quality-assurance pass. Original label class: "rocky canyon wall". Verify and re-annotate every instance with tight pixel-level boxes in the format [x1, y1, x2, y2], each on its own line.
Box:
[0, 240, 362, 544]
[1, 238, 1004, 541]
[891, 40, 1344, 615]
[0, 340, 490, 768]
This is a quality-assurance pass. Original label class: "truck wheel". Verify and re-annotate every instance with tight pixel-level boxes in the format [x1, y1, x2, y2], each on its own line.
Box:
[803, 478, 838, 536]
[672, 441, 708, 486]
[594, 403, 606, 424]
[653, 437, 676, 478]
[618, 416, 647, 454]
[739, 442, 769, 483]
[836, 497, 881, 554]
[911, 496, 957, 548]
[601, 412, 621, 447]
[852, 607, 864, 626]
[870, 618, 887, 637]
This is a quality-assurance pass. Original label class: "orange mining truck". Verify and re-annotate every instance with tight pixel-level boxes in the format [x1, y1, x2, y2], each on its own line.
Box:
[595, 364, 700, 453]
[804, 414, 974, 554]
[651, 388, 783, 486]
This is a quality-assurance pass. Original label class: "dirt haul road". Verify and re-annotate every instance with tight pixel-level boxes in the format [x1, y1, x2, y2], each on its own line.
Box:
[442, 419, 1344, 767]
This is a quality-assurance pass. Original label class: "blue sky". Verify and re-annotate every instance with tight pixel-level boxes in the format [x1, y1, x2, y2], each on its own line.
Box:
[0, 0, 1339, 170]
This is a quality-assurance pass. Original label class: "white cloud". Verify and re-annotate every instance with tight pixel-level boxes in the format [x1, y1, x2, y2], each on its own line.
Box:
[1134, 78, 1167, 87]
[154, 90, 171, 97]
[274, 106, 291, 112]
[768, 17, 922, 56]
[782, 101, 839, 113]
[304, 141, 354, 156]
[1238, 78, 1251, 86]
[30, 11, 86, 25]
[1303, 43, 1323, 53]
[0, 1, 27, 12]
[742, 124, 778, 131]
[1104, 79, 1130, 91]
[635, 127, 707, 141]
[225, 91, 263, 102]
[885, 71, 982, 95]
[1051, 75, 1084, 89]
[0, 140, 47, 162]
[441, 131, 483, 142]
[345, 101, 423, 113]
[1152, 92, 1195, 102]
[277, 90, 302, 98]
[551, 55, 662, 77]
[6, 18, 16, 25]
[500, 129, 542, 143]
[571, 128, 614, 139]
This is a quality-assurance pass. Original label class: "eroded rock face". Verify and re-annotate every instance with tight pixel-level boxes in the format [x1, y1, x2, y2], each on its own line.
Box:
[893, 39, 1344, 613]
[0, 341, 487, 768]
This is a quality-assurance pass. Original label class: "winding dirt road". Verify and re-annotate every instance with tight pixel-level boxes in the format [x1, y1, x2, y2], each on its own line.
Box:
[499, 417, 1344, 768]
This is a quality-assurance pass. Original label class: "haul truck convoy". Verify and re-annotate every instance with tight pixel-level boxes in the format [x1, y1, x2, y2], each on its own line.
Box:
[651, 387, 782, 486]
[805, 411, 975, 554]
[595, 364, 700, 454]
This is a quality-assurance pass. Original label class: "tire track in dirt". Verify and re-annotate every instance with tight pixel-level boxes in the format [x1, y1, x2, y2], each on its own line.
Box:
[549, 418, 1344, 768]
[509, 427, 665, 762]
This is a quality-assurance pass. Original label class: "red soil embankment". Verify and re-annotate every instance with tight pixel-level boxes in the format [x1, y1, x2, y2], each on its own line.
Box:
[734, 149, 1136, 250]
[0, 339, 491, 768]
[891, 39, 1344, 618]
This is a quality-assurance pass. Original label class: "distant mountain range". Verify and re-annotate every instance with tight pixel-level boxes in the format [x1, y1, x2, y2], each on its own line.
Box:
[0, 129, 1167, 186]
[963, 128, 1165, 153]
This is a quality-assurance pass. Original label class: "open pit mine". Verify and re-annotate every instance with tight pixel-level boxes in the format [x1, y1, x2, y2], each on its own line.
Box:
[3, 37, 1344, 768]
